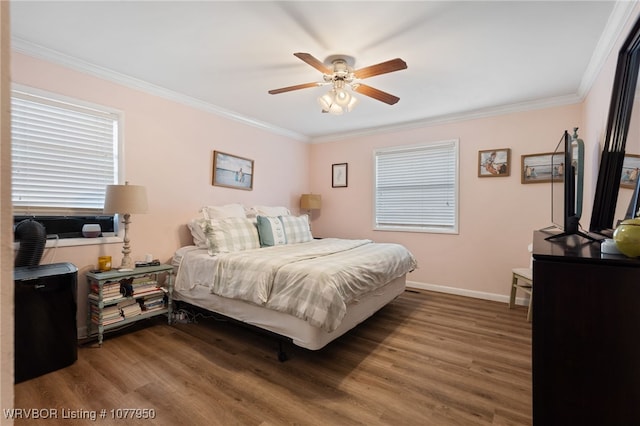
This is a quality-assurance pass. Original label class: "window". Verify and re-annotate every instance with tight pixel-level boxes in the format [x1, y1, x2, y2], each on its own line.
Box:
[11, 87, 120, 237]
[374, 139, 459, 234]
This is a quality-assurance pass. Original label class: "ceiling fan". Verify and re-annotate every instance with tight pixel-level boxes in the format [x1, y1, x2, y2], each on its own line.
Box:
[268, 52, 407, 114]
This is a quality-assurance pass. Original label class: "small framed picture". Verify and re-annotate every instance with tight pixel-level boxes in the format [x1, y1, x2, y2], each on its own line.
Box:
[478, 148, 511, 177]
[620, 154, 640, 189]
[212, 151, 254, 190]
[521, 152, 564, 184]
[332, 163, 348, 188]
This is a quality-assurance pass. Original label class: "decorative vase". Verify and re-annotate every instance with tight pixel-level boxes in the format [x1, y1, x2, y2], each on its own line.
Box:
[613, 218, 640, 257]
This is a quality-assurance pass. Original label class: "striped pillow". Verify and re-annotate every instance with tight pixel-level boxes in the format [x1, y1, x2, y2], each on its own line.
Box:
[280, 214, 313, 244]
[200, 217, 260, 255]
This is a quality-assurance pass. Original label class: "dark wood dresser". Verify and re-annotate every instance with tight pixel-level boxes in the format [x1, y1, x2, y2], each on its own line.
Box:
[532, 230, 640, 425]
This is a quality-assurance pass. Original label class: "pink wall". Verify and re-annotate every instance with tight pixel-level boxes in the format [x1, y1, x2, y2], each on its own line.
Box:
[13, 53, 311, 249]
[309, 106, 582, 298]
[12, 53, 310, 332]
[309, 3, 640, 300]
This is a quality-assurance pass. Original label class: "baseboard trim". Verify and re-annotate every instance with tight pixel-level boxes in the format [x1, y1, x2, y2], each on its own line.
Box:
[75, 281, 530, 339]
[406, 280, 530, 306]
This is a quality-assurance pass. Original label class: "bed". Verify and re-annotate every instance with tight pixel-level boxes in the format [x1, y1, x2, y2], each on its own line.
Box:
[172, 204, 417, 357]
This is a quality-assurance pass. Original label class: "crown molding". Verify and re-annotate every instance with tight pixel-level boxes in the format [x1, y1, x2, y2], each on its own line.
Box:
[311, 3, 638, 144]
[11, 37, 310, 143]
[309, 94, 583, 144]
[577, 0, 638, 97]
[13, 0, 633, 148]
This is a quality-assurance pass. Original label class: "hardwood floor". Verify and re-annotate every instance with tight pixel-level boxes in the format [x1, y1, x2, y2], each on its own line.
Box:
[14, 290, 532, 425]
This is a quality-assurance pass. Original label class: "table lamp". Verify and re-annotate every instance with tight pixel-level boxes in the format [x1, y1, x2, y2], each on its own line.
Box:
[300, 193, 321, 215]
[103, 182, 148, 271]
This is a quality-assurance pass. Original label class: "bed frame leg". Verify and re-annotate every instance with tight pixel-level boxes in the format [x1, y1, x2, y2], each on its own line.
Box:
[277, 341, 288, 362]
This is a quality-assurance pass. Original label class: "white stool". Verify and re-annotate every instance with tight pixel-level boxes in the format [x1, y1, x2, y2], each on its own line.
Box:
[510, 267, 533, 322]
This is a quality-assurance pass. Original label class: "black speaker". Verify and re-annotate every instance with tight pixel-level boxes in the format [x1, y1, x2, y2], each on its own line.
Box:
[14, 263, 78, 383]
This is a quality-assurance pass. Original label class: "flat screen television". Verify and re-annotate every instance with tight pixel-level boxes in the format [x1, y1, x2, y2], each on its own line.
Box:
[546, 128, 597, 242]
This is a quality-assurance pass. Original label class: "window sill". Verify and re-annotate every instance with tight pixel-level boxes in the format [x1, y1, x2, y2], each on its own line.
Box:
[14, 235, 122, 250]
[374, 225, 459, 234]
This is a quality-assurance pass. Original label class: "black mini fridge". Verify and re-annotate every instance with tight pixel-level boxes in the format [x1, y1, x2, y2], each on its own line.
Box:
[14, 262, 78, 383]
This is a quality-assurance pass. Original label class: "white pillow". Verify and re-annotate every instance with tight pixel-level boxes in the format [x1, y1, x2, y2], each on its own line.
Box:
[256, 216, 287, 247]
[280, 214, 313, 244]
[187, 218, 208, 248]
[252, 205, 291, 217]
[244, 206, 257, 218]
[202, 203, 246, 220]
[200, 217, 260, 256]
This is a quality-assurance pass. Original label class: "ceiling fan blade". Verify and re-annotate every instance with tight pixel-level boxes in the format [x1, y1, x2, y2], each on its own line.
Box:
[294, 52, 332, 74]
[353, 83, 400, 105]
[353, 58, 407, 79]
[268, 82, 320, 95]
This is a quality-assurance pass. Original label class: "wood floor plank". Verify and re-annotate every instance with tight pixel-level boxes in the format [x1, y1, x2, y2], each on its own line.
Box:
[14, 290, 532, 425]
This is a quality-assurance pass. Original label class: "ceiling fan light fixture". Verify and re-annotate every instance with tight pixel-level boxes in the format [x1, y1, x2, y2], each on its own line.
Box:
[318, 91, 336, 110]
[334, 87, 352, 107]
[327, 104, 344, 115]
[318, 81, 357, 114]
[269, 53, 407, 113]
[317, 90, 352, 115]
[345, 94, 358, 112]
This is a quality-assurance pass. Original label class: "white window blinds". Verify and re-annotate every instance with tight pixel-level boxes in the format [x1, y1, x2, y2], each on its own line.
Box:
[374, 139, 459, 233]
[11, 90, 119, 215]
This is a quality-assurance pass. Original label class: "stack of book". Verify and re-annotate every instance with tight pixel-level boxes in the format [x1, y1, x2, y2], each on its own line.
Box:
[118, 299, 142, 319]
[141, 293, 165, 312]
[131, 276, 163, 298]
[90, 280, 122, 302]
[91, 304, 123, 326]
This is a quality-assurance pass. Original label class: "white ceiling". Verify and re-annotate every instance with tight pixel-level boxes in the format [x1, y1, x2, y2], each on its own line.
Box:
[9, 1, 633, 142]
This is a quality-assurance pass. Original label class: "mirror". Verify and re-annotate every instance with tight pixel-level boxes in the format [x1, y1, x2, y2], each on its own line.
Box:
[590, 14, 640, 235]
[614, 81, 640, 221]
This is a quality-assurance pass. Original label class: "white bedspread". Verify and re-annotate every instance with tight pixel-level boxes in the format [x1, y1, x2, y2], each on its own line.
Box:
[175, 238, 416, 332]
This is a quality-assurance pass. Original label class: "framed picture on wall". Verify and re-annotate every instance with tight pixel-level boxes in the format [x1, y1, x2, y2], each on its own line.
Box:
[521, 152, 564, 184]
[620, 154, 640, 189]
[332, 163, 348, 188]
[212, 151, 254, 190]
[478, 148, 511, 177]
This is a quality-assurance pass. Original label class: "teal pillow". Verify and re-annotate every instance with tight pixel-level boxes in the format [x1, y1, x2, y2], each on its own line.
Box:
[256, 216, 287, 247]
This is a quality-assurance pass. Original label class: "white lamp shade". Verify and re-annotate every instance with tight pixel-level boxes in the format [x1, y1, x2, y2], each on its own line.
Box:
[103, 183, 148, 214]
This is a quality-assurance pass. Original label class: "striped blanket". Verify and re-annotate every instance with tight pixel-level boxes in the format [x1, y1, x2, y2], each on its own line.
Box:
[210, 238, 417, 332]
